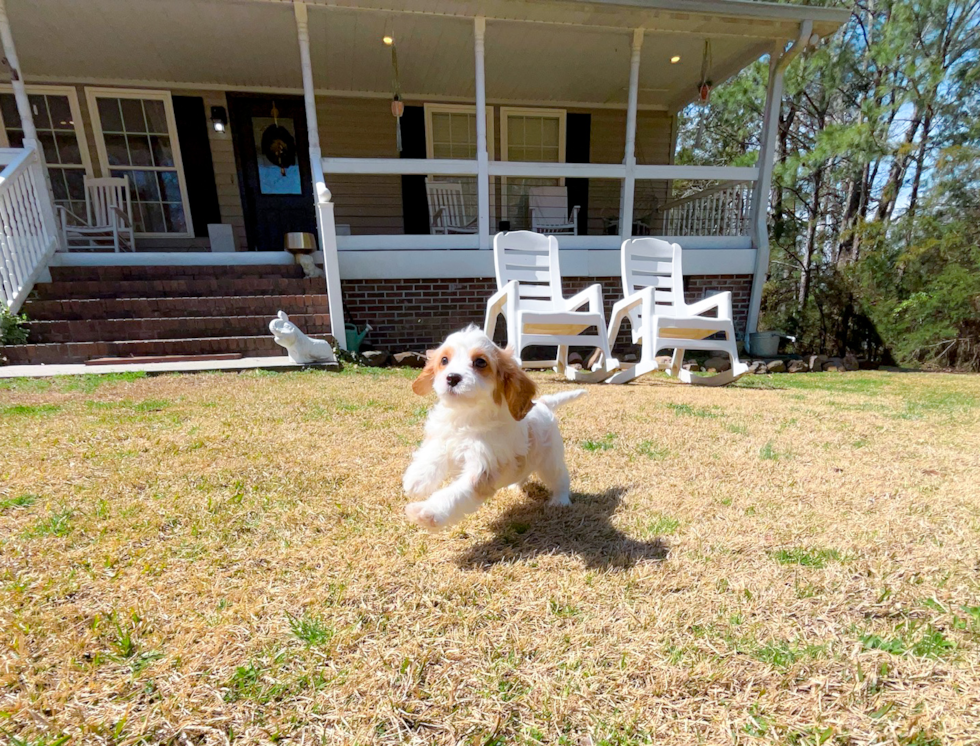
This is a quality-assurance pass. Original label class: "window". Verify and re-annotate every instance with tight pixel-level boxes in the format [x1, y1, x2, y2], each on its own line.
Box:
[423, 104, 494, 226]
[500, 107, 566, 225]
[0, 86, 92, 220]
[86, 88, 193, 236]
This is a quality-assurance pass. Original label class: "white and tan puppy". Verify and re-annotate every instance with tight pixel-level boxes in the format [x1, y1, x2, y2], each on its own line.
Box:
[403, 326, 585, 530]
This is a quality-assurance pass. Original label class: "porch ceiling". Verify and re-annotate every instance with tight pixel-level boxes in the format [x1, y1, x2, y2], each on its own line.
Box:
[9, 0, 847, 110]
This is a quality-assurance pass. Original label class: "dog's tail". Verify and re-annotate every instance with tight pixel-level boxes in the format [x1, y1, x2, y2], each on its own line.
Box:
[536, 389, 587, 412]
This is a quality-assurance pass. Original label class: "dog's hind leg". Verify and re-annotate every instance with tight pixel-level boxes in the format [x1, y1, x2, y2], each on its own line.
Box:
[536, 457, 571, 508]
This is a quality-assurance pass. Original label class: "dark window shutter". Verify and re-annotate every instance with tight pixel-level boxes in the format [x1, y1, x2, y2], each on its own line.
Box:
[565, 113, 591, 235]
[173, 96, 221, 238]
[400, 105, 429, 235]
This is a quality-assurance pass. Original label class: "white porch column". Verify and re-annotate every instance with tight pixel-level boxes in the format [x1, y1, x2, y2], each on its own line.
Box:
[474, 16, 491, 249]
[745, 21, 813, 345]
[619, 28, 644, 243]
[0, 0, 36, 144]
[295, 2, 347, 349]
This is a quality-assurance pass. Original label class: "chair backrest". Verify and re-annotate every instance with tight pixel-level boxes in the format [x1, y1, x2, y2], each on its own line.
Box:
[426, 181, 469, 230]
[621, 237, 684, 311]
[85, 176, 131, 227]
[528, 186, 568, 222]
[494, 230, 564, 311]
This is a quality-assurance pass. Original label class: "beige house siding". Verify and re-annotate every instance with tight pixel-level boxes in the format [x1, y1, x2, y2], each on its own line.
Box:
[316, 97, 673, 236]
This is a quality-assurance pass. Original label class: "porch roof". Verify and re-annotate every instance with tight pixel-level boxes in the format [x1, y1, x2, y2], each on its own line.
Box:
[10, 0, 848, 110]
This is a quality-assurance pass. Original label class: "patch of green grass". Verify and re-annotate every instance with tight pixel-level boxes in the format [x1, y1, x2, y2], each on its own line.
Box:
[87, 398, 171, 412]
[222, 660, 289, 704]
[861, 623, 956, 660]
[770, 547, 841, 568]
[1, 403, 61, 417]
[0, 493, 38, 511]
[25, 509, 73, 538]
[4, 735, 71, 746]
[646, 514, 680, 536]
[749, 639, 826, 669]
[287, 612, 335, 647]
[726, 423, 748, 435]
[636, 440, 669, 460]
[581, 433, 617, 452]
[548, 599, 580, 618]
[665, 402, 721, 418]
[759, 440, 788, 461]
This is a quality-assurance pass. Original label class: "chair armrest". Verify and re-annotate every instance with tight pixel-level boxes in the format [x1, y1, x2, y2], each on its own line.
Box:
[610, 289, 644, 317]
[430, 206, 446, 227]
[565, 283, 603, 313]
[684, 291, 733, 320]
[111, 206, 131, 228]
[487, 280, 519, 317]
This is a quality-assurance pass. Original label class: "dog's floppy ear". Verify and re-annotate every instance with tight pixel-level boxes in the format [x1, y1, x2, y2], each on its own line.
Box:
[497, 346, 536, 420]
[412, 349, 439, 396]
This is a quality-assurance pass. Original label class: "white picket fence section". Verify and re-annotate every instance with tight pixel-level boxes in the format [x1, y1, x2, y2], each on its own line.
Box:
[663, 182, 753, 237]
[0, 145, 59, 314]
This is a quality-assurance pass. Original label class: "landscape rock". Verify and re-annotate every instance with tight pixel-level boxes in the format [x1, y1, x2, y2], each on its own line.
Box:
[822, 357, 846, 372]
[362, 350, 390, 367]
[622, 353, 638, 363]
[787, 359, 809, 373]
[749, 360, 768, 374]
[568, 352, 584, 366]
[807, 354, 829, 371]
[766, 359, 787, 373]
[703, 356, 732, 373]
[843, 352, 860, 371]
[656, 355, 673, 368]
[682, 362, 701, 372]
[393, 351, 426, 368]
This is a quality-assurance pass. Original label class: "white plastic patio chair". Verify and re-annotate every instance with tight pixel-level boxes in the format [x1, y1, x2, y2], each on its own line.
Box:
[58, 176, 135, 252]
[426, 181, 478, 235]
[484, 231, 617, 382]
[529, 186, 580, 235]
[606, 237, 749, 385]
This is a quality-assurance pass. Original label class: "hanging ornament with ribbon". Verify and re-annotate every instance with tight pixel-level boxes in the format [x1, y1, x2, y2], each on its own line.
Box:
[694, 40, 713, 152]
[384, 23, 405, 152]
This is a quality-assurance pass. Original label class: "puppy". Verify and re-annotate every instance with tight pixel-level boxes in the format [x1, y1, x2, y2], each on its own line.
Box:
[403, 326, 585, 530]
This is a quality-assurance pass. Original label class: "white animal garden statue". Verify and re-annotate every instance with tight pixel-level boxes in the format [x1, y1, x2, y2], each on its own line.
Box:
[269, 311, 338, 365]
[297, 253, 324, 279]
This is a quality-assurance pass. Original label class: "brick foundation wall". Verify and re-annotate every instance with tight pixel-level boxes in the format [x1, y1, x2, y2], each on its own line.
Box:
[341, 275, 752, 353]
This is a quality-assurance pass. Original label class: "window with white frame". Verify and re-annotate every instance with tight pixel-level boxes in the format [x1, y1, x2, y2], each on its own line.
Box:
[0, 86, 92, 220]
[86, 88, 193, 236]
[500, 107, 566, 227]
[424, 104, 494, 230]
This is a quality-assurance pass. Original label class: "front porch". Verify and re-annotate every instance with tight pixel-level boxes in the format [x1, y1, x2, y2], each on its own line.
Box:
[0, 0, 848, 363]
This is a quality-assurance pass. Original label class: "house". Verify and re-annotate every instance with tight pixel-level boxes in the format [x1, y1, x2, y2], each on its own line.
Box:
[0, 0, 848, 365]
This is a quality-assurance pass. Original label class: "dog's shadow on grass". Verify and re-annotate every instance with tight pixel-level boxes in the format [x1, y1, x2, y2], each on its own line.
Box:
[456, 485, 668, 570]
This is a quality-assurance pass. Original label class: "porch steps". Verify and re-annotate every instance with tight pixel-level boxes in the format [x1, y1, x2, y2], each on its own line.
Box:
[5, 264, 331, 366]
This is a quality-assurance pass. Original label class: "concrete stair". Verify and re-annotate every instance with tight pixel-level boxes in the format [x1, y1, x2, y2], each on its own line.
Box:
[6, 264, 331, 365]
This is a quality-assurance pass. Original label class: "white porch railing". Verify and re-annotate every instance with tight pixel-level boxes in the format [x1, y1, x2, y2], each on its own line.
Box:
[663, 181, 753, 238]
[0, 145, 59, 314]
[320, 156, 759, 248]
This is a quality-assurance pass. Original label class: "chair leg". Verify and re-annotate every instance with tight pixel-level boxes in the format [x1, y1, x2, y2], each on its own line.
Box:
[667, 347, 685, 378]
[555, 345, 569, 377]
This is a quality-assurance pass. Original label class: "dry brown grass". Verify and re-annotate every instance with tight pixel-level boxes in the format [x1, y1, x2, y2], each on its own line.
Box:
[1, 366, 979, 746]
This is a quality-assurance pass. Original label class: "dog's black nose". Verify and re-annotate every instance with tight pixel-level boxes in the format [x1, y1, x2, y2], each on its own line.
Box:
[446, 373, 462, 388]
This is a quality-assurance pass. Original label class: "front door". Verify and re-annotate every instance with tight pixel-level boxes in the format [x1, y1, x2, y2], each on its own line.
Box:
[228, 94, 315, 250]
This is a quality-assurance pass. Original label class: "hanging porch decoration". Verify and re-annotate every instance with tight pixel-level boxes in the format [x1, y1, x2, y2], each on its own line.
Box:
[384, 23, 405, 152]
[694, 40, 713, 151]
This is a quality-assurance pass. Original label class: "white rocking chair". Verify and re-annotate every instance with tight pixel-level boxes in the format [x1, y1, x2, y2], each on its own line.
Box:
[484, 231, 617, 382]
[426, 181, 478, 235]
[58, 176, 135, 252]
[529, 185, 580, 235]
[606, 237, 749, 386]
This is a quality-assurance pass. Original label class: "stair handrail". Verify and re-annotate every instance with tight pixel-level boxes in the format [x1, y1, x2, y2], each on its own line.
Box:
[0, 144, 59, 314]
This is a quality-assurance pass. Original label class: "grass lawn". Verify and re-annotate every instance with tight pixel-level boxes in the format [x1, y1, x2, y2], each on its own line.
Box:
[1, 367, 979, 745]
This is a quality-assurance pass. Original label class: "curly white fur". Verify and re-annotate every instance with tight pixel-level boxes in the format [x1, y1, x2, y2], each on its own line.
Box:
[403, 325, 585, 531]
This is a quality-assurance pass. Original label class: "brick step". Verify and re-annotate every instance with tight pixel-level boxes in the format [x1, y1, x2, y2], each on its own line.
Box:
[25, 314, 330, 343]
[32, 276, 324, 300]
[49, 264, 304, 282]
[3, 334, 334, 366]
[24, 294, 328, 321]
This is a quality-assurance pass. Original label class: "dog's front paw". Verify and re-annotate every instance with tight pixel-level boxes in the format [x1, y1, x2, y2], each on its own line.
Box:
[405, 501, 444, 531]
[547, 492, 571, 508]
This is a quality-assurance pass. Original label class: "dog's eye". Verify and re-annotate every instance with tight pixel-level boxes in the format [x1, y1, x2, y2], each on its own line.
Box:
[473, 358, 487, 369]
[440, 356, 449, 366]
